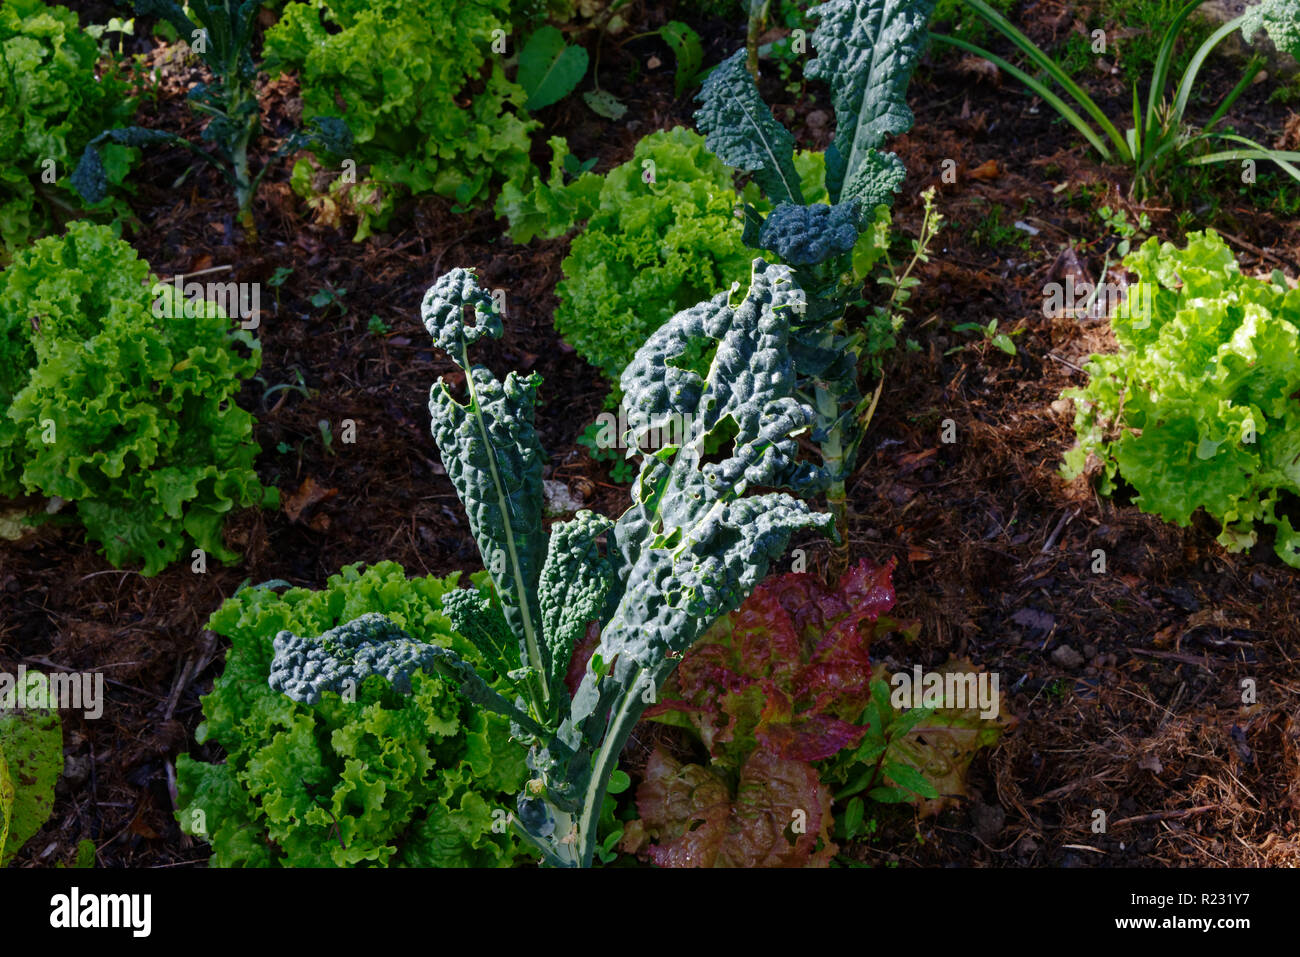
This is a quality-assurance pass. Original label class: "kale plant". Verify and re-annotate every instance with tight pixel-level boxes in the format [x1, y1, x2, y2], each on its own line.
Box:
[694, 0, 937, 550]
[267, 261, 833, 866]
[73, 1, 351, 239]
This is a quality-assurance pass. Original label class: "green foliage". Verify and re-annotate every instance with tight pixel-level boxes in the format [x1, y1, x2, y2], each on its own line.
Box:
[929, 0, 1013, 43]
[695, 0, 936, 541]
[1062, 230, 1300, 567]
[0, 222, 275, 575]
[660, 21, 706, 97]
[176, 562, 533, 867]
[518, 25, 588, 110]
[494, 136, 603, 244]
[935, 0, 1300, 198]
[265, 0, 534, 231]
[628, 559, 904, 867]
[269, 263, 832, 866]
[0, 670, 63, 866]
[74, 1, 351, 234]
[0, 0, 137, 253]
[821, 658, 1011, 816]
[554, 127, 759, 387]
[576, 421, 637, 482]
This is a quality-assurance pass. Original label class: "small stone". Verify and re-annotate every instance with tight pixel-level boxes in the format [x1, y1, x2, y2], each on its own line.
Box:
[971, 803, 1005, 842]
[542, 480, 584, 517]
[1051, 644, 1085, 669]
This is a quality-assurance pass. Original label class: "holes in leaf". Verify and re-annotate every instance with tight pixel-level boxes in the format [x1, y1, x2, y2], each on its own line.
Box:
[699, 415, 738, 467]
[462, 303, 478, 329]
[666, 336, 717, 379]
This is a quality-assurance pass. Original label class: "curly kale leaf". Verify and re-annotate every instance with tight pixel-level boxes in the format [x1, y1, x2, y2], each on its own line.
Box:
[694, 50, 803, 206]
[602, 258, 833, 670]
[513, 259, 834, 862]
[423, 268, 551, 706]
[759, 201, 863, 266]
[440, 587, 520, 677]
[806, 0, 936, 206]
[422, 267, 505, 354]
[1241, 0, 1300, 59]
[275, 115, 354, 162]
[538, 510, 615, 697]
[72, 128, 184, 204]
[269, 612, 544, 733]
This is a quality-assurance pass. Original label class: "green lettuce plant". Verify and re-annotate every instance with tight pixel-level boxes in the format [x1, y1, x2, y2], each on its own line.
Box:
[695, 0, 937, 550]
[0, 0, 137, 253]
[552, 127, 763, 388]
[267, 261, 833, 867]
[73, 0, 351, 239]
[1062, 229, 1300, 567]
[0, 222, 275, 575]
[264, 0, 533, 234]
[176, 562, 532, 867]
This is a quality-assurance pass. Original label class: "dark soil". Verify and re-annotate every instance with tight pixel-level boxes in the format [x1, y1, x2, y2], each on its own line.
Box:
[2, 1, 1298, 868]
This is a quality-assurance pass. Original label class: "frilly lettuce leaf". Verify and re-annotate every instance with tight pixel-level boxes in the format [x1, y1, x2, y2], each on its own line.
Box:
[1062, 230, 1300, 567]
[629, 746, 835, 868]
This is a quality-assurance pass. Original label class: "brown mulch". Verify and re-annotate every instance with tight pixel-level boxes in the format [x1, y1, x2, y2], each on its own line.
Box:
[2, 1, 1299, 867]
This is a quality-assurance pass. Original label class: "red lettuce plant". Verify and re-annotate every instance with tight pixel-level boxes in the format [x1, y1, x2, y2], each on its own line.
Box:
[623, 559, 909, 868]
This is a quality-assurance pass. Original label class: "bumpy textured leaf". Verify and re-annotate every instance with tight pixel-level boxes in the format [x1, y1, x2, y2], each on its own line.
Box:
[269, 611, 540, 732]
[538, 510, 615, 696]
[694, 50, 803, 205]
[0, 672, 63, 866]
[1062, 231, 1300, 566]
[518, 26, 588, 111]
[423, 268, 550, 696]
[632, 746, 835, 868]
[598, 260, 832, 671]
[71, 128, 185, 203]
[440, 587, 520, 676]
[759, 201, 863, 266]
[1240, 0, 1300, 59]
[805, 0, 937, 206]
